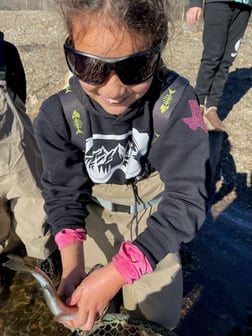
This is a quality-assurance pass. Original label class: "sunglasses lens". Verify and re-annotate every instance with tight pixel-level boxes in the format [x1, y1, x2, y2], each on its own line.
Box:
[116, 52, 160, 85]
[65, 49, 108, 84]
[64, 42, 160, 85]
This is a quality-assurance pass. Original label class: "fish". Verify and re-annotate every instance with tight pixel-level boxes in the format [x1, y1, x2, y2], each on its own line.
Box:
[2, 254, 78, 321]
[3, 255, 177, 336]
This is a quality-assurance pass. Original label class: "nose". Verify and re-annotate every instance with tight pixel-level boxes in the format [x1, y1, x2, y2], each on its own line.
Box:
[101, 70, 128, 99]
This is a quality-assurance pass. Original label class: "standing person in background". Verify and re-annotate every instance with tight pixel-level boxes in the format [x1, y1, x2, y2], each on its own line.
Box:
[34, 0, 210, 333]
[186, 0, 252, 131]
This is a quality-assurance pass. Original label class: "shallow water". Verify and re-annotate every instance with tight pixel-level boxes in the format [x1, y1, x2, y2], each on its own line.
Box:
[0, 257, 70, 336]
[0, 256, 177, 336]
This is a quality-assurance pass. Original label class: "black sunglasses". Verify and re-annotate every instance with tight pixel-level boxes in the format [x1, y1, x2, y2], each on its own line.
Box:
[64, 38, 162, 85]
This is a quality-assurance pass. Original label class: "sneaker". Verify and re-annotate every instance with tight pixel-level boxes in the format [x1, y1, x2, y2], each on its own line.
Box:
[203, 106, 225, 131]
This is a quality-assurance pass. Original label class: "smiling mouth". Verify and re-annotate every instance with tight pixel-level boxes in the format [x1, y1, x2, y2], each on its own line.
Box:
[101, 95, 129, 105]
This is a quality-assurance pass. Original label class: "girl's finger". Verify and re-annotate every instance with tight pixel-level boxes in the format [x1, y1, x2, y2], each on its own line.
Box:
[79, 311, 97, 332]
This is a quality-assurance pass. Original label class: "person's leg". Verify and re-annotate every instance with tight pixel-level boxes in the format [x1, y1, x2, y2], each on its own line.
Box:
[207, 3, 251, 108]
[197, 2, 235, 130]
[123, 253, 182, 329]
[8, 168, 56, 259]
[195, 2, 231, 106]
[11, 198, 56, 259]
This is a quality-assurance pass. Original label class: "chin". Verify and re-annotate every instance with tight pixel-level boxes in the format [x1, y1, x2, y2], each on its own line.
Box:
[103, 106, 128, 116]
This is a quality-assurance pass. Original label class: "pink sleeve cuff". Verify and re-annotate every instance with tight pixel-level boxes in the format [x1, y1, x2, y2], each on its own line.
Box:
[55, 228, 87, 250]
[112, 241, 153, 284]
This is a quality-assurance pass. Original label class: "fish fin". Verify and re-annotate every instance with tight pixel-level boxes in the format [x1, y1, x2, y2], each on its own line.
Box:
[2, 254, 27, 272]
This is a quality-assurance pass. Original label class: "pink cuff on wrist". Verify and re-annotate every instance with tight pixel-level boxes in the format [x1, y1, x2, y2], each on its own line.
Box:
[112, 241, 153, 284]
[55, 228, 87, 250]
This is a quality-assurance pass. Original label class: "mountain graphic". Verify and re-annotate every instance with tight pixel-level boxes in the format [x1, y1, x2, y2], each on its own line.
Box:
[84, 129, 149, 183]
[85, 143, 127, 178]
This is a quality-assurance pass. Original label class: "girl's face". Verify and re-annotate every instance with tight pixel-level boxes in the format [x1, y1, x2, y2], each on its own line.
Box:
[72, 16, 154, 116]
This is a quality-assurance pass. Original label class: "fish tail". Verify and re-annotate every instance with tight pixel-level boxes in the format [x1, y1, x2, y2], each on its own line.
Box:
[2, 254, 30, 272]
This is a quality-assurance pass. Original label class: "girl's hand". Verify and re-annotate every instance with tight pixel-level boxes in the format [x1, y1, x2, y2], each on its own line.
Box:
[57, 241, 86, 299]
[186, 7, 202, 26]
[57, 266, 86, 300]
[63, 261, 127, 331]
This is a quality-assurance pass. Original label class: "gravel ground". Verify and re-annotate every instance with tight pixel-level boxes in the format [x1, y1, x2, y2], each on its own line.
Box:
[0, 10, 67, 116]
[1, 10, 252, 336]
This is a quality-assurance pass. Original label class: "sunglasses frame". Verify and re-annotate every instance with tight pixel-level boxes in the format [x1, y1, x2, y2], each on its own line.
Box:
[64, 38, 163, 85]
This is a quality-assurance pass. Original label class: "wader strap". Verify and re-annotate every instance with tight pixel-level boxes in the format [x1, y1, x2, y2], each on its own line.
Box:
[152, 71, 189, 142]
[92, 194, 162, 214]
[58, 88, 88, 147]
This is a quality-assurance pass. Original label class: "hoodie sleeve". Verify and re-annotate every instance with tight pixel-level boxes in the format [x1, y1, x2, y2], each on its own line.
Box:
[189, 0, 203, 8]
[134, 84, 210, 268]
[33, 94, 92, 236]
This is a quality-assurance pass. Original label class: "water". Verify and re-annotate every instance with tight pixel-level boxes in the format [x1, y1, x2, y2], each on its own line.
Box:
[0, 255, 70, 336]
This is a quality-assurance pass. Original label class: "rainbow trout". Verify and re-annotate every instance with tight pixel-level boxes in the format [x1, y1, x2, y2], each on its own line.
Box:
[3, 254, 78, 321]
[3, 255, 177, 336]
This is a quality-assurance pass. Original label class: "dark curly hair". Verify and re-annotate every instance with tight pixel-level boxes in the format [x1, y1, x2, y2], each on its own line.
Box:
[55, 0, 170, 49]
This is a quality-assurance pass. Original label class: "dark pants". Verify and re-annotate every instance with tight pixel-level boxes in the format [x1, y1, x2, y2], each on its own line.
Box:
[195, 2, 251, 108]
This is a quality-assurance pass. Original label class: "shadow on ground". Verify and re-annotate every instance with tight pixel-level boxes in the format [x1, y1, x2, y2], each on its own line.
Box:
[219, 67, 252, 120]
[175, 132, 252, 336]
[174, 63, 252, 336]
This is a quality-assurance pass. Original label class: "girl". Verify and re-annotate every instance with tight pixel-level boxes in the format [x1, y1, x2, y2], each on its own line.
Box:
[34, 0, 210, 332]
